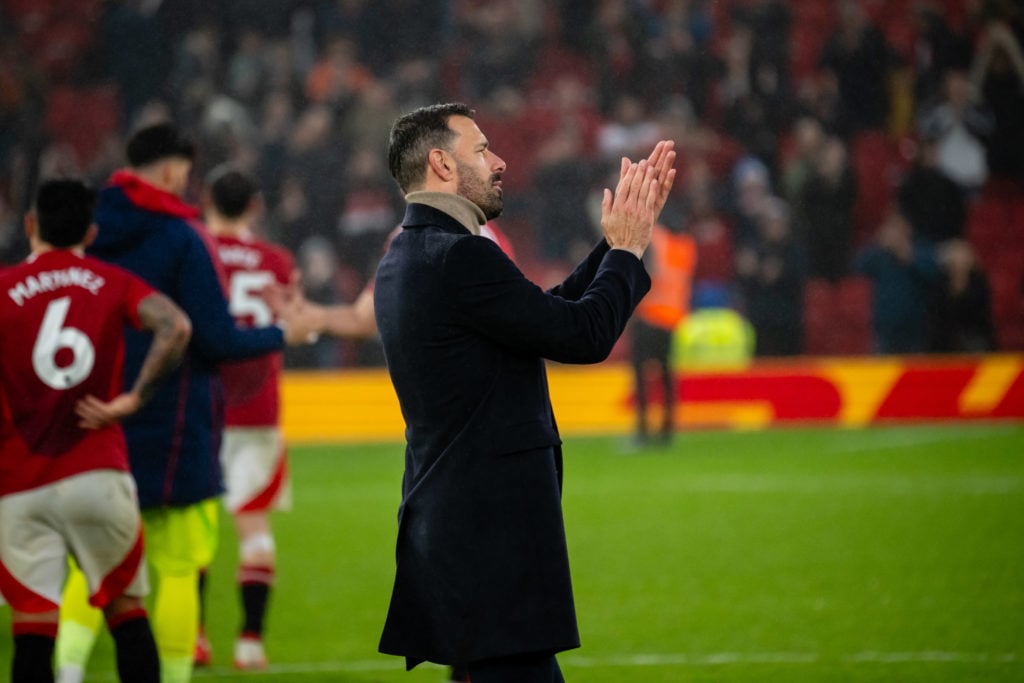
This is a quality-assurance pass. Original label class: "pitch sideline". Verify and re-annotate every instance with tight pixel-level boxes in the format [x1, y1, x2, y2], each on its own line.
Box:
[118, 650, 1022, 677]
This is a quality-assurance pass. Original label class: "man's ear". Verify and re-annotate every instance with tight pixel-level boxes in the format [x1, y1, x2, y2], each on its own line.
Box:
[248, 194, 265, 221]
[23, 211, 37, 241]
[427, 149, 453, 182]
[159, 160, 175, 188]
[82, 224, 99, 248]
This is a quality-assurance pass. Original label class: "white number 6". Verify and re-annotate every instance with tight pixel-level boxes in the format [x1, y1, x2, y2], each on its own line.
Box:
[32, 296, 95, 390]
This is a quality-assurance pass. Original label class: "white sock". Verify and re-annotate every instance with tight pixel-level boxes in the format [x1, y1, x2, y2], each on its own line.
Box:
[56, 663, 85, 683]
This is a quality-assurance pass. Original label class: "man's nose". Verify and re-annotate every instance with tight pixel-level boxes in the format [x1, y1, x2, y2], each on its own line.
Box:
[490, 152, 507, 174]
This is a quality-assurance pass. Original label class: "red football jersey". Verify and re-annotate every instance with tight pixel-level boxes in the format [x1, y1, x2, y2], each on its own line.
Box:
[0, 250, 153, 496]
[214, 233, 294, 427]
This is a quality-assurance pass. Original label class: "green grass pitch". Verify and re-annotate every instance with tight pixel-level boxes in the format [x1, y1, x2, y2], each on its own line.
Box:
[2, 423, 1022, 681]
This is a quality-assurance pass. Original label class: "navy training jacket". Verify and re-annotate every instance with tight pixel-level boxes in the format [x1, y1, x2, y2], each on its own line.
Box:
[88, 171, 284, 507]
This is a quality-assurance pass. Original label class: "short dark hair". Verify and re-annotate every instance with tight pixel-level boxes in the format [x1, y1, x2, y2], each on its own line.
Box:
[34, 179, 96, 248]
[126, 122, 196, 167]
[207, 165, 259, 219]
[387, 103, 474, 193]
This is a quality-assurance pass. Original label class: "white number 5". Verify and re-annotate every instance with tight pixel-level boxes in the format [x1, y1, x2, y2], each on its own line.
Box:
[32, 296, 96, 390]
[229, 271, 275, 328]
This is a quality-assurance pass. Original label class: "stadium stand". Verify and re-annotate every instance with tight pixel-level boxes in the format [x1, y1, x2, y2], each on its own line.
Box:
[44, 84, 120, 170]
[2, 0, 1022, 363]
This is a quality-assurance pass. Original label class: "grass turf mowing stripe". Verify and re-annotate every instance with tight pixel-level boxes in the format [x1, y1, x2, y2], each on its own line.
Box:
[3, 424, 1020, 682]
[66, 651, 1017, 678]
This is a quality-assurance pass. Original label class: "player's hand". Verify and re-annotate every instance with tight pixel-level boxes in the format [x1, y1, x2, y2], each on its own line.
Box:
[277, 297, 324, 345]
[75, 392, 142, 429]
[644, 139, 677, 221]
[601, 140, 677, 259]
[260, 269, 303, 318]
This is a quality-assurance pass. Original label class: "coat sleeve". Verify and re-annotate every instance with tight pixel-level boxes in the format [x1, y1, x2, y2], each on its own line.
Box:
[176, 229, 284, 363]
[443, 236, 650, 364]
[546, 239, 613, 301]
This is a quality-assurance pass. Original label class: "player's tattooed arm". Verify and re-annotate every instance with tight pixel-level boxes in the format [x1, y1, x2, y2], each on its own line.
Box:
[132, 292, 192, 403]
[76, 292, 192, 429]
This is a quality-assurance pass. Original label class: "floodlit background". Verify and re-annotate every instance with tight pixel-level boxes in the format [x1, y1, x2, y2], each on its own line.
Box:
[1, 0, 1022, 366]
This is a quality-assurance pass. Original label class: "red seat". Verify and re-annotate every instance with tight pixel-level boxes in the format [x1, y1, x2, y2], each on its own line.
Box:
[968, 195, 1009, 246]
[528, 46, 595, 94]
[802, 276, 872, 356]
[45, 85, 121, 168]
[885, 27, 914, 63]
[940, 0, 969, 31]
[852, 131, 905, 244]
[989, 266, 1023, 319]
[834, 276, 872, 355]
[790, 2, 836, 82]
[803, 280, 830, 350]
[1009, 198, 1024, 247]
[997, 321, 1024, 351]
[986, 249, 1024, 350]
[839, 277, 872, 323]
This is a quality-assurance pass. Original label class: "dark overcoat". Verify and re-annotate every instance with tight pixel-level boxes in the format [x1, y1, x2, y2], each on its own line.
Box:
[374, 202, 650, 669]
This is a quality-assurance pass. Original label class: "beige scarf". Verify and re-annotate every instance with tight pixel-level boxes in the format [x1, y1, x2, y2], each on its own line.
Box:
[405, 191, 485, 236]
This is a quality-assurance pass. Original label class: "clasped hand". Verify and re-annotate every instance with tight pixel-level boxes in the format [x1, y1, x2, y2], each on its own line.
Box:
[262, 272, 324, 345]
[601, 140, 677, 260]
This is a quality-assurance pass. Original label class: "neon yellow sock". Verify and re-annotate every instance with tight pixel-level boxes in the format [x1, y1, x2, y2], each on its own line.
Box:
[153, 572, 199, 683]
[56, 563, 103, 675]
[161, 656, 195, 683]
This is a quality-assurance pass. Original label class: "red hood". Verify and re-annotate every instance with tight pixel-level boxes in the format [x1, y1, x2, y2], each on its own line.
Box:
[108, 170, 200, 220]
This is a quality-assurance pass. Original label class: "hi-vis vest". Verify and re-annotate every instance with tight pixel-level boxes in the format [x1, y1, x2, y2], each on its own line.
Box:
[672, 307, 755, 369]
[636, 225, 696, 330]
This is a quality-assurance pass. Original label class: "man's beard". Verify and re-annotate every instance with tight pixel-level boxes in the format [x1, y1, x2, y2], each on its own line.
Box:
[456, 166, 503, 220]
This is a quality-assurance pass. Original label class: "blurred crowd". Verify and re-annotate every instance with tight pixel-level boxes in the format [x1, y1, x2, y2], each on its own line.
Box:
[2, 0, 1023, 366]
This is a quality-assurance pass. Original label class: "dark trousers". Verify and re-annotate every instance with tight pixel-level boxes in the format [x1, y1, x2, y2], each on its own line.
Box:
[630, 319, 675, 439]
[466, 652, 565, 683]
